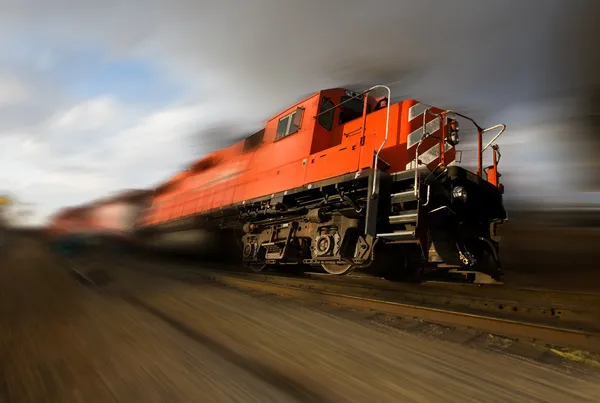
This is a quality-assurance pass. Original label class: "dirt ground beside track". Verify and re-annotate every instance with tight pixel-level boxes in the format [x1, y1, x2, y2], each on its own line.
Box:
[500, 219, 600, 291]
[1, 235, 600, 403]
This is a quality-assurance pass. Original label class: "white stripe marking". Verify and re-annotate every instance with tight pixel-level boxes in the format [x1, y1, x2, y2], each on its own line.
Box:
[407, 118, 441, 148]
[406, 143, 453, 170]
[408, 103, 430, 121]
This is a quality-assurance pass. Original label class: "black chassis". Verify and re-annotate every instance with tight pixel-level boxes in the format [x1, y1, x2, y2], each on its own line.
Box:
[136, 165, 506, 272]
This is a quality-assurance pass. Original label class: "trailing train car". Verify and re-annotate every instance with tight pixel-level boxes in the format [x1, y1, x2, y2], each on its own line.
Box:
[84, 189, 153, 252]
[85, 189, 153, 247]
[47, 206, 93, 255]
[47, 189, 152, 253]
[47, 206, 91, 235]
[135, 86, 507, 279]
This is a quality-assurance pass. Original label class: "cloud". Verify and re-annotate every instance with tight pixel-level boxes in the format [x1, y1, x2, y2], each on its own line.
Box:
[0, 75, 30, 107]
[49, 96, 121, 132]
[0, 93, 222, 226]
[0, 93, 186, 225]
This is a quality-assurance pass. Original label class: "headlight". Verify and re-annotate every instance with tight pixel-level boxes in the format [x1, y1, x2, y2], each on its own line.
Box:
[451, 186, 467, 202]
[446, 118, 460, 146]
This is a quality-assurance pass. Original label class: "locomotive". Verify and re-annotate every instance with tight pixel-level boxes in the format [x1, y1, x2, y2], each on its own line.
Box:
[135, 85, 507, 279]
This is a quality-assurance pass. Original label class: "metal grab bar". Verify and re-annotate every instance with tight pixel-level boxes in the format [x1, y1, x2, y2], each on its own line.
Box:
[478, 124, 506, 177]
[413, 125, 427, 196]
[413, 108, 451, 196]
[410, 108, 506, 182]
[481, 124, 506, 152]
[370, 85, 391, 195]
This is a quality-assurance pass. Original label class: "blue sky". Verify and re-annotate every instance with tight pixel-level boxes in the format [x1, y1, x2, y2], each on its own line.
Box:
[4, 36, 185, 106]
[64, 53, 184, 105]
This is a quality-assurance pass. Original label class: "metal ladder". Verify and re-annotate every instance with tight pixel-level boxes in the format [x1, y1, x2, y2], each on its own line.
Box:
[376, 184, 424, 243]
[375, 107, 438, 243]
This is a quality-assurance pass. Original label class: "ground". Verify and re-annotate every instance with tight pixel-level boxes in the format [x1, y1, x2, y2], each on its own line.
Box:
[500, 211, 600, 292]
[1, 234, 599, 403]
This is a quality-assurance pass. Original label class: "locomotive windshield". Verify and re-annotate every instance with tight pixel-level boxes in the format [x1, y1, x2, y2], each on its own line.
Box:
[339, 95, 367, 124]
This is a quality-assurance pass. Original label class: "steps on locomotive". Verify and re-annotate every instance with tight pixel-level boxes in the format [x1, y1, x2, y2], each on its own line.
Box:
[390, 190, 417, 204]
[388, 209, 418, 224]
[376, 230, 416, 242]
[377, 173, 421, 243]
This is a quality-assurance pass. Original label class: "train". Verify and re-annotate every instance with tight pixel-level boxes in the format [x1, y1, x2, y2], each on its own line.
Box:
[49, 85, 508, 280]
[47, 190, 152, 254]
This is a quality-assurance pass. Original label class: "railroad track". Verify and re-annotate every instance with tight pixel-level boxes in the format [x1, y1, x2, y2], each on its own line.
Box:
[128, 255, 600, 328]
[65, 249, 600, 359]
[209, 273, 600, 352]
[120, 257, 600, 356]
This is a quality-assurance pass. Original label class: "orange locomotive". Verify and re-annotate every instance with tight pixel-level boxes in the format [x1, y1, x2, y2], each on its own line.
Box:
[136, 86, 507, 279]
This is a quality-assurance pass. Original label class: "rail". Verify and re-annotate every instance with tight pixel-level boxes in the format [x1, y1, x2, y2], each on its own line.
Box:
[222, 276, 600, 354]
[141, 265, 600, 355]
[68, 248, 600, 361]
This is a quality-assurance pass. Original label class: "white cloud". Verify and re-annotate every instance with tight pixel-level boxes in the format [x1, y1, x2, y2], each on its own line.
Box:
[49, 96, 121, 132]
[0, 75, 30, 106]
[0, 93, 212, 225]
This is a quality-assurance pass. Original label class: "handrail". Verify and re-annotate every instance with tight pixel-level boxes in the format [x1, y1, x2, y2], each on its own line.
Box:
[481, 124, 506, 152]
[413, 108, 449, 196]
[369, 85, 391, 195]
[415, 110, 506, 180]
[478, 124, 506, 177]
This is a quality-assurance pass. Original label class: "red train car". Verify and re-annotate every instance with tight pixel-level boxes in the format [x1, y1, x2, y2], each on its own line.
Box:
[47, 189, 152, 251]
[136, 86, 507, 279]
[47, 206, 92, 237]
[85, 189, 152, 242]
[46, 206, 94, 254]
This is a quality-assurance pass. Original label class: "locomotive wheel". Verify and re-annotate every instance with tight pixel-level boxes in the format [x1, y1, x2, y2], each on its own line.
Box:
[321, 263, 353, 275]
[248, 263, 267, 272]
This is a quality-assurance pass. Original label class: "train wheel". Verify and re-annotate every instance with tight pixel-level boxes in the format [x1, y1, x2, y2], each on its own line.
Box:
[321, 263, 353, 275]
[250, 264, 267, 272]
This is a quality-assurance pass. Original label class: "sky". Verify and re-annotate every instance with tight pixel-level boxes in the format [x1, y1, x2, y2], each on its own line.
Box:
[0, 0, 599, 225]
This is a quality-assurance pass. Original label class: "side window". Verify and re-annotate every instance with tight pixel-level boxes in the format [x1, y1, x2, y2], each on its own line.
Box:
[243, 129, 265, 152]
[276, 107, 304, 140]
[318, 97, 335, 130]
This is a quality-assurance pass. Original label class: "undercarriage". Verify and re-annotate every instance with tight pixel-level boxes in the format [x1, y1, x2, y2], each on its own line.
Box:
[239, 166, 507, 280]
